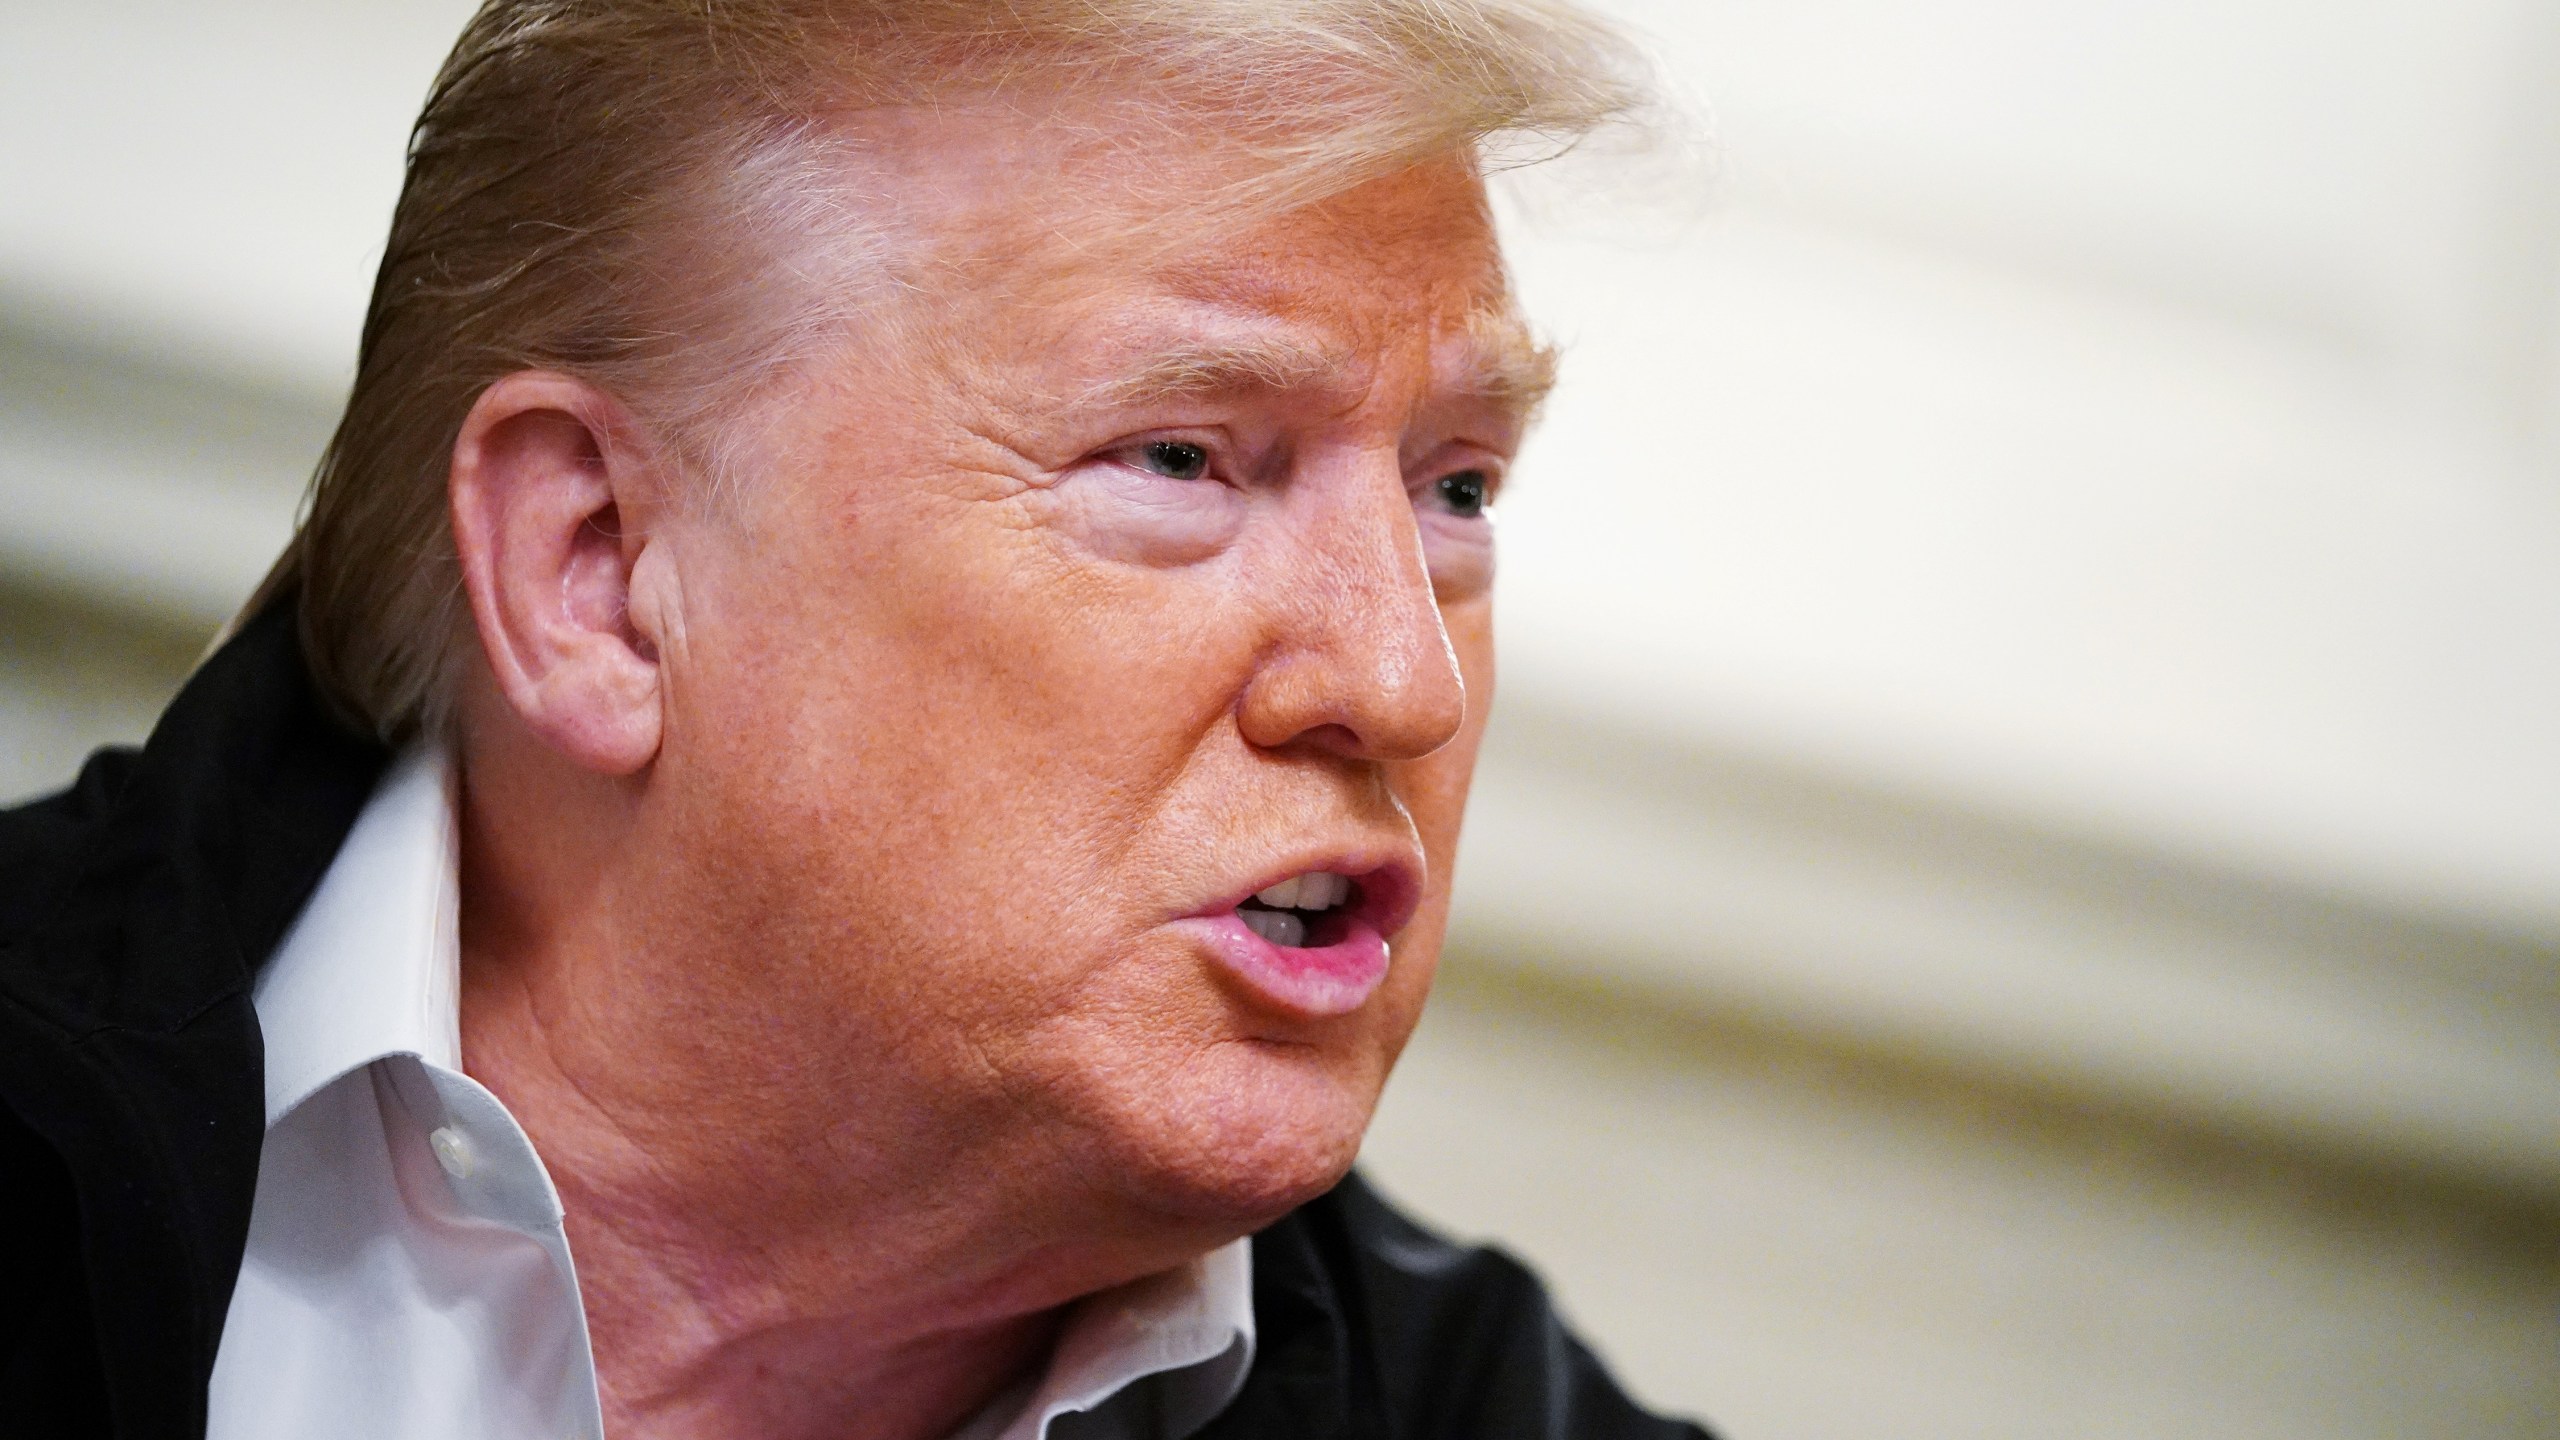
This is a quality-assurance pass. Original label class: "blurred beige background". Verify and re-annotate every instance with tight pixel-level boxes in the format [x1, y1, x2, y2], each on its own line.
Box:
[3, 2, 2555, 1434]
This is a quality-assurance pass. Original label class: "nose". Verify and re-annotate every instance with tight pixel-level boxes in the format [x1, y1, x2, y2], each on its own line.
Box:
[1234, 454, 1469, 762]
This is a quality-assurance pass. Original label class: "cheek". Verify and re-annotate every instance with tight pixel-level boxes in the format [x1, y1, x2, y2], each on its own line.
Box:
[651, 540, 1262, 1120]
[666, 479, 1256, 955]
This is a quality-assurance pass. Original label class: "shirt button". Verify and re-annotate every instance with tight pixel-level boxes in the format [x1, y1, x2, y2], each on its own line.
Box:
[429, 1125, 477, 1179]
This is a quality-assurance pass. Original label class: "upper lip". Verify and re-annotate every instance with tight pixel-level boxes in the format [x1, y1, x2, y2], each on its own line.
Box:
[1193, 850, 1424, 939]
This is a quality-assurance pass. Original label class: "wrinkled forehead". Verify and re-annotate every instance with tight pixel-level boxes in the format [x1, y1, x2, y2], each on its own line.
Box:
[902, 137, 1533, 416]
[847, 95, 1504, 304]
[1160, 159, 1510, 333]
[1056, 291, 1551, 425]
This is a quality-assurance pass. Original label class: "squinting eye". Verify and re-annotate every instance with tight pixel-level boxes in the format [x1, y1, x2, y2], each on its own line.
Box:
[1436, 469, 1490, 518]
[1137, 440, 1210, 481]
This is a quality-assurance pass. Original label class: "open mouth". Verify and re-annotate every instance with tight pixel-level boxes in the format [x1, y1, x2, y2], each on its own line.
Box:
[1233, 871, 1360, 949]
[1183, 858, 1414, 1018]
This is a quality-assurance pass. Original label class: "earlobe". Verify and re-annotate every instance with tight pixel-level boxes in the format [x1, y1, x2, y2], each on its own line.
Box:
[449, 371, 670, 777]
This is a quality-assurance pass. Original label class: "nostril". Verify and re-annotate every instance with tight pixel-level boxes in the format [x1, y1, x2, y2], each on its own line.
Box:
[1297, 722, 1366, 756]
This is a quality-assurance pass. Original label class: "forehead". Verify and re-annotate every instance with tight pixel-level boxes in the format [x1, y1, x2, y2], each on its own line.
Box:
[866, 94, 1506, 285]
[1141, 159, 1520, 386]
[952, 154, 1529, 410]
[1159, 158, 1508, 315]
[829, 96, 1533, 414]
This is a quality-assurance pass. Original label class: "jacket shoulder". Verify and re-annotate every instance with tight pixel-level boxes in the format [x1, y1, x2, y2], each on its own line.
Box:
[0, 603, 386, 1440]
[0, 746, 142, 945]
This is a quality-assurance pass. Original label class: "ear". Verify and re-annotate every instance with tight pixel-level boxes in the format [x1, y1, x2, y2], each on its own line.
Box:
[449, 371, 672, 776]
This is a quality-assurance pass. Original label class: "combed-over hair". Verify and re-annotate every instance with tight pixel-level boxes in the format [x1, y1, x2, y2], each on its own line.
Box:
[246, 0, 1651, 742]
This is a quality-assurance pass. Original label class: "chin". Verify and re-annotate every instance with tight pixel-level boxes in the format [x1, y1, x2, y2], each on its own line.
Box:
[1095, 1031, 1383, 1231]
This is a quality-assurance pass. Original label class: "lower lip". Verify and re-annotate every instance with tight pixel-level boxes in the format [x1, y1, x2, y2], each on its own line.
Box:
[1180, 912, 1392, 1018]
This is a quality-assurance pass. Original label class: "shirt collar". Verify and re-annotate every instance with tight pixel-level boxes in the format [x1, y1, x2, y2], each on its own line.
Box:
[977, 1236, 1256, 1440]
[252, 744, 1256, 1435]
[253, 744, 459, 1124]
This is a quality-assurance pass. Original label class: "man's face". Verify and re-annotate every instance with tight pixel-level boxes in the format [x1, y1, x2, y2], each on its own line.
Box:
[640, 129, 1536, 1229]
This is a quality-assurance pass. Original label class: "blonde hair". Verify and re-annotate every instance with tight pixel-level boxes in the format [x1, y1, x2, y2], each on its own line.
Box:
[249, 0, 1652, 742]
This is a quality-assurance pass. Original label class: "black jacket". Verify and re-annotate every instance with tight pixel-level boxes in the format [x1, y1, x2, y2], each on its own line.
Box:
[0, 604, 1711, 1440]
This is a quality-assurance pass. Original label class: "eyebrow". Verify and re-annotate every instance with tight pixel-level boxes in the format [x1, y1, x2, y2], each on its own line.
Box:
[1072, 307, 1558, 417]
[1451, 307, 1560, 412]
[1074, 332, 1353, 410]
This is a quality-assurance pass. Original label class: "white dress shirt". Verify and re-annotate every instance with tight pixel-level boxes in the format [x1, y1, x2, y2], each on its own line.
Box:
[207, 748, 1254, 1440]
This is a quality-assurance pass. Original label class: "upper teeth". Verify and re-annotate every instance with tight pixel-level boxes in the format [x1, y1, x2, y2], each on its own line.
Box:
[1255, 872, 1352, 911]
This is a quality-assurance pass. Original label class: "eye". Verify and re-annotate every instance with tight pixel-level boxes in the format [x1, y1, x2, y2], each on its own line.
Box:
[1134, 440, 1210, 481]
[1435, 469, 1490, 518]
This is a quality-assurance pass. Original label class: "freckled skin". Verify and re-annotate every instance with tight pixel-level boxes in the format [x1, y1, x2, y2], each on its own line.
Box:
[451, 126, 1528, 1440]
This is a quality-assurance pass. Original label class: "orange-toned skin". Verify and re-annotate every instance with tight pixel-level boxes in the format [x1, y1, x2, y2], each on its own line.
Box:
[447, 113, 1538, 1440]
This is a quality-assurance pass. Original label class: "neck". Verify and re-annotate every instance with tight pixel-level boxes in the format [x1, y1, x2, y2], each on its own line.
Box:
[460, 961, 1070, 1440]
[449, 727, 1208, 1440]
